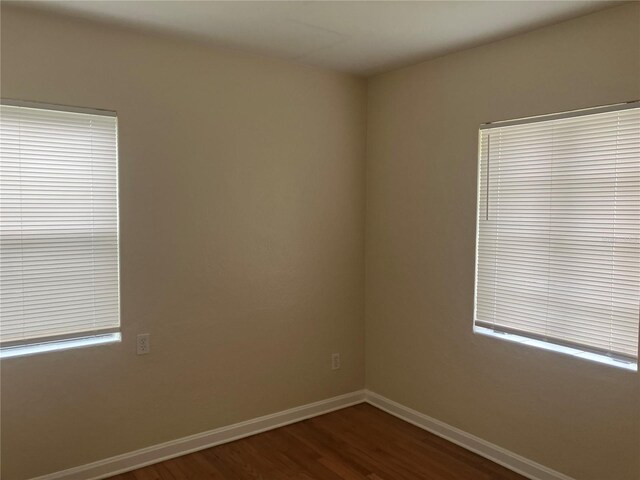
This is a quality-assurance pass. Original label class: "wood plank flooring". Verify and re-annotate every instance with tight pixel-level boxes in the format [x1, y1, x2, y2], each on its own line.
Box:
[108, 403, 526, 480]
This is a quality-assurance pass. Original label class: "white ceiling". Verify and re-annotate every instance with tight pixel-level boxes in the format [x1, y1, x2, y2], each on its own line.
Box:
[13, 1, 623, 76]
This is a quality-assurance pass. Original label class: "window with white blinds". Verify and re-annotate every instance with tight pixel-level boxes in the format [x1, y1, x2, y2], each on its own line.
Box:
[474, 103, 640, 364]
[0, 101, 120, 349]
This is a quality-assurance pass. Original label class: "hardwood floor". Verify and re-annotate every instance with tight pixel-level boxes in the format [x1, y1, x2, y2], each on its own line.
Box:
[108, 403, 526, 480]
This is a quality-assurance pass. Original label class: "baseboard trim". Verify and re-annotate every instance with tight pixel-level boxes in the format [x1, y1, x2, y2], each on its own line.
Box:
[364, 390, 575, 480]
[30, 390, 366, 480]
[29, 388, 574, 480]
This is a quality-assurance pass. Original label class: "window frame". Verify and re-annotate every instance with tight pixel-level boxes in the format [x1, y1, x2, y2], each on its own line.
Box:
[472, 101, 640, 371]
[0, 99, 122, 358]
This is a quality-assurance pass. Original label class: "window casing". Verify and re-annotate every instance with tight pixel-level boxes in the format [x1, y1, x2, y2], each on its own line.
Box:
[474, 103, 640, 369]
[0, 101, 120, 355]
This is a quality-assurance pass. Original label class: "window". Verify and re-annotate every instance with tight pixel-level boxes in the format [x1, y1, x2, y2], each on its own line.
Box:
[0, 101, 120, 357]
[474, 103, 640, 370]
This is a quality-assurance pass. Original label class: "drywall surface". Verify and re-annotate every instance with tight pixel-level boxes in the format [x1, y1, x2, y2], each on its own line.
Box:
[0, 7, 366, 479]
[365, 4, 640, 480]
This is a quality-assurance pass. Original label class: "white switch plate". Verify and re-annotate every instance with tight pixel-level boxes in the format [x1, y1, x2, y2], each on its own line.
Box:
[137, 334, 150, 355]
[331, 353, 340, 370]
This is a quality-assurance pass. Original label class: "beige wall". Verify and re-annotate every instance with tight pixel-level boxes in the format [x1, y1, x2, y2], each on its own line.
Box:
[366, 4, 640, 480]
[0, 7, 366, 480]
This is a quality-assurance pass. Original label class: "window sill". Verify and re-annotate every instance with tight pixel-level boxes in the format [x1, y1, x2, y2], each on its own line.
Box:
[0, 332, 121, 359]
[473, 326, 637, 372]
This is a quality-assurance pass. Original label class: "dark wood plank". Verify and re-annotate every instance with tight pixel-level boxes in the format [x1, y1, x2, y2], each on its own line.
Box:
[107, 404, 527, 480]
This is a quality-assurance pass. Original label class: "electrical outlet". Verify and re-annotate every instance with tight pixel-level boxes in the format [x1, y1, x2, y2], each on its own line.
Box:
[331, 353, 341, 370]
[137, 334, 150, 355]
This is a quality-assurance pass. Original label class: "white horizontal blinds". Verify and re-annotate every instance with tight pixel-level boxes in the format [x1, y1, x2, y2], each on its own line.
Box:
[0, 104, 120, 345]
[475, 105, 640, 360]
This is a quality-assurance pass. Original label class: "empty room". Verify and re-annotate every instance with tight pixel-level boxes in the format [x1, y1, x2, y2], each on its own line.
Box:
[1, 1, 638, 480]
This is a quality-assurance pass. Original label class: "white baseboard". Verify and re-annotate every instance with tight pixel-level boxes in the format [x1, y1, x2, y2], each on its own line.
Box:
[29, 388, 574, 480]
[30, 390, 366, 480]
[364, 390, 575, 480]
